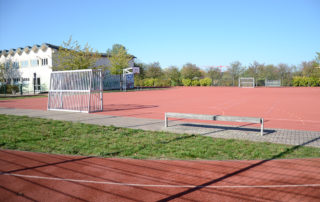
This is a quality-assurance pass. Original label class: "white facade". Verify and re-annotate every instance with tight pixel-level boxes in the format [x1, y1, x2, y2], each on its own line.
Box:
[0, 43, 135, 92]
[0, 44, 55, 92]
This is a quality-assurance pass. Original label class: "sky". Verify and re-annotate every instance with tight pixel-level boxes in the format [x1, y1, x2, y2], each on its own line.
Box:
[0, 0, 319, 69]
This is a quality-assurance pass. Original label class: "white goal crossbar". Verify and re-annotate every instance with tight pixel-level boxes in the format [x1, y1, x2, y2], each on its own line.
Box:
[239, 77, 255, 88]
[47, 69, 103, 113]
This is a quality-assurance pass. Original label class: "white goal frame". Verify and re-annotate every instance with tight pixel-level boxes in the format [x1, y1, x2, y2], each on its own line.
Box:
[239, 77, 255, 88]
[47, 69, 103, 113]
[265, 79, 281, 87]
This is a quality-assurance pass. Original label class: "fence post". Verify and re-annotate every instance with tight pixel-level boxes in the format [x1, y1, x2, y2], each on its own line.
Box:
[20, 84, 23, 95]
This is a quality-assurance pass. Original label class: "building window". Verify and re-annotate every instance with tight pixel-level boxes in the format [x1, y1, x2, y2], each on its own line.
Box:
[30, 59, 39, 67]
[13, 62, 19, 69]
[22, 78, 30, 85]
[20, 60, 29, 68]
[41, 58, 48, 66]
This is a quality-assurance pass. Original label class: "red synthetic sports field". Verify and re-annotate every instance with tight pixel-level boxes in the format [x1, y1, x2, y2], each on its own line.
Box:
[1, 150, 320, 201]
[1, 87, 320, 131]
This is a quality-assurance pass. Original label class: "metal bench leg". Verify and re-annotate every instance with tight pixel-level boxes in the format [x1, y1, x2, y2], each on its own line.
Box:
[261, 118, 264, 136]
[165, 113, 168, 127]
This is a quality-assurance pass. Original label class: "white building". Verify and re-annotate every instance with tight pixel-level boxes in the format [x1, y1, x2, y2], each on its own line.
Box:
[0, 43, 135, 93]
[0, 43, 59, 92]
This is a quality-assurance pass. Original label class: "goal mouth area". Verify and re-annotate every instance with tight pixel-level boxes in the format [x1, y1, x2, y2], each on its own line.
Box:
[239, 77, 255, 88]
[47, 69, 103, 113]
[265, 79, 281, 87]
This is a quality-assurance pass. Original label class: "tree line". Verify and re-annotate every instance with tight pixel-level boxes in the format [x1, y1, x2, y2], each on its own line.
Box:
[134, 53, 320, 87]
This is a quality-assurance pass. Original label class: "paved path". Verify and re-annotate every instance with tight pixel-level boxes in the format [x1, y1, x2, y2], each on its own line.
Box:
[1, 107, 320, 148]
[1, 149, 320, 201]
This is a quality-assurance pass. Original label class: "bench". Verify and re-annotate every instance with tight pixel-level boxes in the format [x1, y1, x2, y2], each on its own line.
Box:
[165, 112, 264, 136]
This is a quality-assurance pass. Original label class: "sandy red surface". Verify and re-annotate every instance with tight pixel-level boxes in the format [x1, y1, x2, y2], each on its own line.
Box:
[1, 87, 320, 131]
[1, 150, 320, 201]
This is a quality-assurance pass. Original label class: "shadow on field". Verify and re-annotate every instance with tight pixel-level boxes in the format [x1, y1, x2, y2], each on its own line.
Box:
[157, 136, 320, 201]
[103, 104, 158, 112]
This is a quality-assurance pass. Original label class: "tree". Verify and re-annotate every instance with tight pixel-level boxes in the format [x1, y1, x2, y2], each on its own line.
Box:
[145, 62, 163, 78]
[53, 36, 101, 71]
[0, 59, 21, 85]
[0, 63, 5, 83]
[164, 66, 181, 86]
[228, 61, 243, 86]
[246, 61, 262, 86]
[107, 44, 133, 75]
[278, 63, 293, 86]
[181, 63, 201, 80]
[206, 67, 222, 86]
[264, 64, 279, 80]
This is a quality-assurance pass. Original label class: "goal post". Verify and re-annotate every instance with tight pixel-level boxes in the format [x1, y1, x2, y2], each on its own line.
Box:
[239, 77, 255, 88]
[265, 79, 281, 87]
[47, 69, 103, 113]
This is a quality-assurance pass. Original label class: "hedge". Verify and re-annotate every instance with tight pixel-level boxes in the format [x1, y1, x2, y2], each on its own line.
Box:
[292, 76, 320, 87]
[200, 78, 212, 86]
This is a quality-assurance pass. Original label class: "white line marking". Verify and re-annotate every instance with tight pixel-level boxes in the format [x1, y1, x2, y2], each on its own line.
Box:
[2, 173, 320, 189]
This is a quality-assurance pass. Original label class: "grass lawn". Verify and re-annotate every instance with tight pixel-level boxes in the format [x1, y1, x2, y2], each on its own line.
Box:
[0, 114, 319, 160]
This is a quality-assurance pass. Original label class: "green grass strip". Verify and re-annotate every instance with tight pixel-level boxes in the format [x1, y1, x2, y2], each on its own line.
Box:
[0, 114, 319, 160]
[0, 95, 47, 100]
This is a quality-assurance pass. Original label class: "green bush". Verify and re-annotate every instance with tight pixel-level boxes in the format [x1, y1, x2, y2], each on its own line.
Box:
[0, 84, 19, 94]
[292, 76, 320, 87]
[182, 79, 192, 86]
[137, 78, 171, 87]
[143, 78, 155, 87]
[200, 78, 212, 86]
[170, 79, 181, 86]
[191, 80, 200, 86]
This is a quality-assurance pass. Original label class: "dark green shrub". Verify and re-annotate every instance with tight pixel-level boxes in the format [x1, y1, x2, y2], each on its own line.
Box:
[182, 79, 192, 86]
[191, 80, 200, 86]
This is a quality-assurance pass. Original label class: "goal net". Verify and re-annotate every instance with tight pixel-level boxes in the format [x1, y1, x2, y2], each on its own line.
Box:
[265, 79, 281, 87]
[47, 69, 103, 113]
[239, 77, 255, 88]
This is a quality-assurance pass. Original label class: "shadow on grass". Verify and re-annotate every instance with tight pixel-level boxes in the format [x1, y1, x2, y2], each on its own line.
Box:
[180, 123, 276, 135]
[157, 136, 320, 201]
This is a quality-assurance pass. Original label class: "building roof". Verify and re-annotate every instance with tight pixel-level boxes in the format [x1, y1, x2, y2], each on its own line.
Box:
[1, 43, 135, 58]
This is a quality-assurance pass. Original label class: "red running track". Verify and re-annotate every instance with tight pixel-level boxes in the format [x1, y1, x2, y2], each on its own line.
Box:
[1, 150, 320, 201]
[1, 87, 320, 131]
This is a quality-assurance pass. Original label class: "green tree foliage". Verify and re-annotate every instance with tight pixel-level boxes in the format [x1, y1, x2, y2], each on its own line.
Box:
[107, 44, 133, 75]
[181, 63, 202, 80]
[53, 36, 101, 71]
[145, 62, 163, 78]
[164, 66, 181, 86]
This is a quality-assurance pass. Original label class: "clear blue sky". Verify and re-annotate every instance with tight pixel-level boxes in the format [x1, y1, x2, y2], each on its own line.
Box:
[0, 0, 319, 69]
